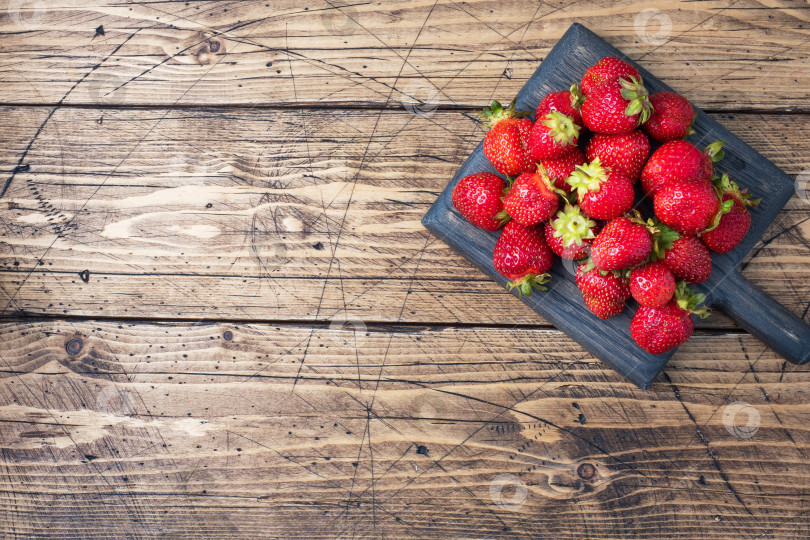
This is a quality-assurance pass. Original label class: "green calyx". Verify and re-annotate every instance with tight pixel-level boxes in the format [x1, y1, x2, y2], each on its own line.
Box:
[550, 204, 596, 248]
[705, 141, 725, 163]
[507, 273, 551, 298]
[686, 112, 697, 137]
[537, 164, 570, 199]
[674, 281, 710, 319]
[637, 215, 680, 262]
[493, 209, 512, 228]
[479, 98, 530, 128]
[714, 172, 761, 207]
[540, 110, 581, 147]
[567, 157, 608, 197]
[703, 172, 760, 233]
[618, 76, 654, 125]
[569, 83, 584, 108]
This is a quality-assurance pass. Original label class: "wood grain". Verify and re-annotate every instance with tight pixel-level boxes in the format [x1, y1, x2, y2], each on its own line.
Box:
[1, 318, 809, 539]
[0, 0, 809, 110]
[1, 108, 808, 329]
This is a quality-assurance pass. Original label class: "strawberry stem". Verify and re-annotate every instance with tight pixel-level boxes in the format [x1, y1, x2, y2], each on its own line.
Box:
[567, 157, 608, 196]
[550, 204, 596, 248]
[618, 75, 654, 124]
[705, 141, 725, 162]
[674, 281, 710, 319]
[479, 98, 530, 128]
[507, 273, 551, 297]
[540, 110, 581, 147]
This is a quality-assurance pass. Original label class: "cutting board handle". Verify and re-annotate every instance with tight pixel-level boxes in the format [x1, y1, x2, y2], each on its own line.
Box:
[714, 272, 810, 365]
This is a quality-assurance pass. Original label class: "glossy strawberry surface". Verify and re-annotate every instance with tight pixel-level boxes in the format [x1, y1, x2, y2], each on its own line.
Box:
[700, 195, 751, 253]
[654, 177, 720, 235]
[643, 91, 694, 143]
[629, 262, 676, 307]
[580, 56, 640, 96]
[452, 173, 508, 231]
[586, 130, 650, 183]
[503, 171, 560, 226]
[631, 300, 694, 354]
[662, 235, 712, 284]
[483, 117, 535, 177]
[590, 217, 652, 271]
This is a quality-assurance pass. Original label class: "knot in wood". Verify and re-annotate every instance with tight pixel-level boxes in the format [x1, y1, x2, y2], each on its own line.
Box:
[577, 463, 596, 480]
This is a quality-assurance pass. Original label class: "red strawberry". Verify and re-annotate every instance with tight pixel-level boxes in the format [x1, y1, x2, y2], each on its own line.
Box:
[493, 221, 554, 297]
[629, 262, 676, 307]
[654, 177, 720, 235]
[590, 215, 652, 271]
[544, 204, 598, 260]
[536, 85, 583, 126]
[452, 173, 509, 231]
[576, 264, 631, 319]
[540, 146, 585, 194]
[528, 111, 581, 161]
[481, 99, 535, 177]
[586, 130, 650, 183]
[700, 173, 760, 253]
[642, 92, 695, 143]
[566, 158, 635, 220]
[660, 235, 712, 284]
[641, 140, 724, 195]
[580, 57, 640, 96]
[581, 76, 653, 135]
[630, 282, 709, 354]
[503, 169, 560, 226]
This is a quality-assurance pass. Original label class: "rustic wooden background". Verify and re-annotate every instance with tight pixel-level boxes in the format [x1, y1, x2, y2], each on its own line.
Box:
[1, 1, 809, 538]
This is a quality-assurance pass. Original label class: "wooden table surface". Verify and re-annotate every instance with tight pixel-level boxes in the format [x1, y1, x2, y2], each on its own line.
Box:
[1, 1, 809, 538]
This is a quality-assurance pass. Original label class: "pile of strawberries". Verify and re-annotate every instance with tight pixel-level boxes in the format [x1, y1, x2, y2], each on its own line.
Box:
[452, 57, 760, 354]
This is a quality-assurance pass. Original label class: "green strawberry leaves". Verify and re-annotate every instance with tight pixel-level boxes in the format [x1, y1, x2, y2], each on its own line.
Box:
[674, 281, 710, 319]
[567, 157, 608, 196]
[550, 204, 597, 248]
[619, 76, 654, 125]
[480, 98, 530, 127]
[507, 273, 551, 297]
[540, 110, 581, 147]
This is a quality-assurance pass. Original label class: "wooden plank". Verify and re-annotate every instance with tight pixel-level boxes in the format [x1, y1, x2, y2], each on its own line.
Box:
[0, 1, 809, 110]
[1, 318, 809, 538]
[1, 108, 808, 329]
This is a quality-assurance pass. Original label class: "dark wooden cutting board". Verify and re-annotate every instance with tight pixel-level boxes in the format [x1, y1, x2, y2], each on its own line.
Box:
[422, 22, 810, 389]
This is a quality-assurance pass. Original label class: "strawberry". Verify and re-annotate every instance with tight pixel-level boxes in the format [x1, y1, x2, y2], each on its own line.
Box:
[544, 204, 598, 260]
[654, 177, 720, 235]
[585, 130, 650, 183]
[658, 233, 712, 284]
[452, 173, 509, 231]
[566, 158, 635, 220]
[700, 173, 760, 253]
[503, 169, 560, 226]
[580, 57, 640, 96]
[629, 261, 676, 307]
[493, 221, 554, 297]
[630, 282, 709, 354]
[540, 146, 585, 194]
[535, 84, 583, 126]
[641, 140, 724, 195]
[481, 99, 535, 177]
[589, 215, 652, 271]
[527, 110, 581, 161]
[642, 91, 695, 143]
[581, 76, 653, 135]
[575, 264, 631, 319]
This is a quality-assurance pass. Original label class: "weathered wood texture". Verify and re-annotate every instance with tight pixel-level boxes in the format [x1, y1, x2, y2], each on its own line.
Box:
[2, 3, 810, 538]
[1, 108, 809, 329]
[0, 0, 809, 110]
[1, 319, 809, 539]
